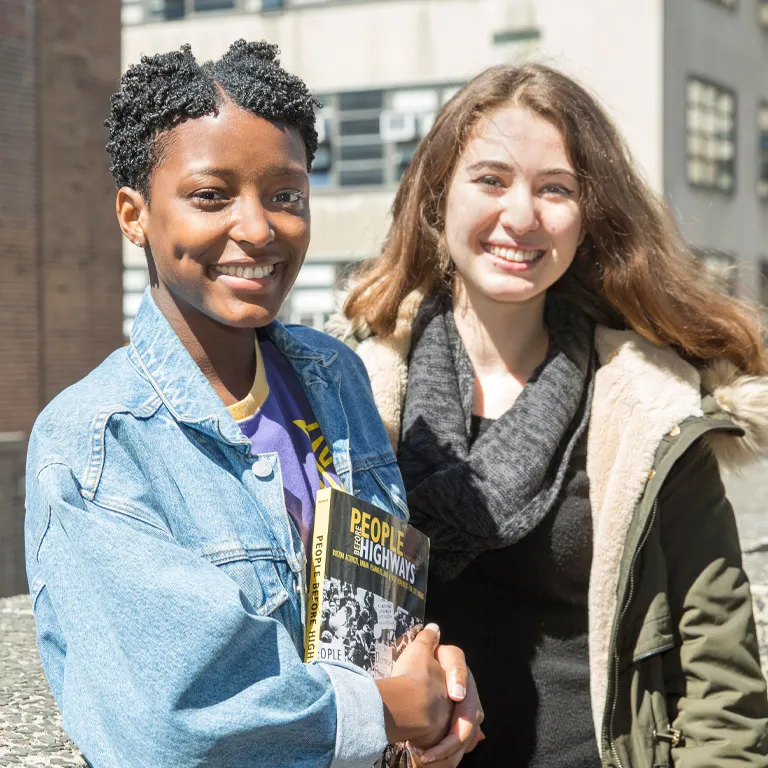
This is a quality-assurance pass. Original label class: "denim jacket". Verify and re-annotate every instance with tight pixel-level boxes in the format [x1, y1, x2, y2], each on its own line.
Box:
[24, 290, 409, 768]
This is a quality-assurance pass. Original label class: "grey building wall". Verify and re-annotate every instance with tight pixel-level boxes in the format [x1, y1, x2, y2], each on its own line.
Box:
[664, 0, 768, 301]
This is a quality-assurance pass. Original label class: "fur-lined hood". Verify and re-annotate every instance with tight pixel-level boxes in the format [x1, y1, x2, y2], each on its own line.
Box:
[329, 290, 768, 742]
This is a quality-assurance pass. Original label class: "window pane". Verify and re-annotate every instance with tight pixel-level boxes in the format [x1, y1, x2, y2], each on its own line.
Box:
[339, 118, 381, 136]
[339, 168, 384, 186]
[686, 77, 735, 192]
[339, 143, 384, 161]
[148, 0, 185, 18]
[194, 0, 234, 11]
[339, 90, 383, 110]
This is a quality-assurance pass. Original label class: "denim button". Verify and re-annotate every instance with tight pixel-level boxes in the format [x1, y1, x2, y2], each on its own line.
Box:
[252, 458, 272, 478]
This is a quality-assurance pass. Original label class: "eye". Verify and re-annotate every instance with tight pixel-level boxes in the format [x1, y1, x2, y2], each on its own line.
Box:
[272, 189, 306, 206]
[189, 188, 228, 207]
[541, 183, 575, 197]
[475, 175, 504, 188]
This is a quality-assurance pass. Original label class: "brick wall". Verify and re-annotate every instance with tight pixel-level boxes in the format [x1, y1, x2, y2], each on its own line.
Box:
[0, 0, 121, 598]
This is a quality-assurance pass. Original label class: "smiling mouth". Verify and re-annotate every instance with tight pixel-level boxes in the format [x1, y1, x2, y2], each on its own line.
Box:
[484, 244, 546, 263]
[212, 264, 275, 279]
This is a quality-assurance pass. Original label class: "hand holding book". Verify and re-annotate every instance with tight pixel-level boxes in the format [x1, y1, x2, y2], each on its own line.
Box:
[375, 623, 452, 747]
[305, 488, 483, 765]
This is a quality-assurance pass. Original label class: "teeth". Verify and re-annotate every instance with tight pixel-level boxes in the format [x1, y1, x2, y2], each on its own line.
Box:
[213, 264, 275, 278]
[487, 245, 544, 263]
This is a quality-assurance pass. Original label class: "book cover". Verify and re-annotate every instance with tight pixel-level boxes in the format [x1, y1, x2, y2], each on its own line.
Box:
[304, 487, 430, 679]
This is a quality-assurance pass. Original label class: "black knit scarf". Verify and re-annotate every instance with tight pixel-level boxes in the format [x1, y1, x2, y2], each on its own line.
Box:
[398, 294, 595, 581]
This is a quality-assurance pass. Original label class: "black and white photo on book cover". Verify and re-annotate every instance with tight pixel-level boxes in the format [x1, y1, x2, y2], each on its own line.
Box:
[317, 576, 424, 677]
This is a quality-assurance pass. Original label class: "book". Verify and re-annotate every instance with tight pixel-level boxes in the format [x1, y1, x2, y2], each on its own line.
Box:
[304, 487, 430, 679]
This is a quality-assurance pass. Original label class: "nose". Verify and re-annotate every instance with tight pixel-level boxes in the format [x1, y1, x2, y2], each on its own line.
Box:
[498, 185, 539, 235]
[231, 196, 275, 249]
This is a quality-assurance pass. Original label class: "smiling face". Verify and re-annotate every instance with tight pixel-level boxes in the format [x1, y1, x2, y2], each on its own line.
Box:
[121, 98, 311, 328]
[444, 104, 583, 309]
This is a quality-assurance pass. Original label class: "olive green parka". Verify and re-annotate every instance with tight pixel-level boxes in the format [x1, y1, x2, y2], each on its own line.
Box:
[330, 292, 768, 767]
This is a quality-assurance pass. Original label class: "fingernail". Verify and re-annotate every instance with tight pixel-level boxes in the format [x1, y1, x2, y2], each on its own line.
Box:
[424, 622, 440, 634]
[450, 682, 466, 699]
[420, 755, 436, 765]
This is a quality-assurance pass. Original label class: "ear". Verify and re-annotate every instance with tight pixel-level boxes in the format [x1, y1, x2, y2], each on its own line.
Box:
[116, 187, 149, 248]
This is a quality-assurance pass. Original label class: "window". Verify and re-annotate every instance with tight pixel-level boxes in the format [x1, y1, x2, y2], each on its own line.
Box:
[694, 248, 737, 295]
[758, 102, 768, 199]
[194, 0, 234, 10]
[311, 85, 461, 189]
[686, 77, 736, 193]
[147, 0, 185, 19]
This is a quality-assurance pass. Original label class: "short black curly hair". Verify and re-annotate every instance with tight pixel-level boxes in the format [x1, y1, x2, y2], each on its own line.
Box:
[105, 40, 319, 199]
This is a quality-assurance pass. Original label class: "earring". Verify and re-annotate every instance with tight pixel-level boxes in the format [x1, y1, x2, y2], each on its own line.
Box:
[134, 240, 144, 248]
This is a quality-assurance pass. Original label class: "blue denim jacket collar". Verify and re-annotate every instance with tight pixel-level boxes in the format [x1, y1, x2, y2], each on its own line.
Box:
[127, 289, 352, 479]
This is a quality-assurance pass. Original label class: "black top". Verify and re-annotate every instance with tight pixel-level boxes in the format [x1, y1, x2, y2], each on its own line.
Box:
[418, 418, 600, 767]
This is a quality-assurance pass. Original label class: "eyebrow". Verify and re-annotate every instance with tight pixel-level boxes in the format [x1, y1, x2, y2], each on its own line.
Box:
[466, 160, 577, 180]
[184, 166, 235, 180]
[184, 163, 308, 181]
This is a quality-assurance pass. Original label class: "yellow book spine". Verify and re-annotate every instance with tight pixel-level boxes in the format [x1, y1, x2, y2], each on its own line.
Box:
[304, 487, 333, 662]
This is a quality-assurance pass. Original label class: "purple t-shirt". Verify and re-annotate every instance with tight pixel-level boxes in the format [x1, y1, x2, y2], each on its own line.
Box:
[227, 336, 340, 553]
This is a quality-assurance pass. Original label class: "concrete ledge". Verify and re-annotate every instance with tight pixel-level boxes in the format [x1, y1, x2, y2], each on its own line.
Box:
[0, 596, 85, 767]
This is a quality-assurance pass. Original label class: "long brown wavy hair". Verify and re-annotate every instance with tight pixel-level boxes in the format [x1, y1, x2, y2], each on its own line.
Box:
[344, 64, 767, 375]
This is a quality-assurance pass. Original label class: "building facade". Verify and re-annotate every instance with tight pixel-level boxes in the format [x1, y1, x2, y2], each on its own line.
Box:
[665, 0, 768, 300]
[121, 0, 768, 333]
[0, 0, 123, 597]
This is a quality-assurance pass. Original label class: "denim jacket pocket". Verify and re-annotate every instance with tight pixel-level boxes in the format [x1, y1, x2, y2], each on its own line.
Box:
[200, 544, 291, 617]
[352, 457, 409, 521]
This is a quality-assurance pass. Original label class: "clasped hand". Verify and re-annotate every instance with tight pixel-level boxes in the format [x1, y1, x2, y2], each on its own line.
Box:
[377, 623, 484, 767]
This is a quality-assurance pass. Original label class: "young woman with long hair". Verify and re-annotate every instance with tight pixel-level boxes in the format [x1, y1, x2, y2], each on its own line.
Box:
[333, 64, 768, 767]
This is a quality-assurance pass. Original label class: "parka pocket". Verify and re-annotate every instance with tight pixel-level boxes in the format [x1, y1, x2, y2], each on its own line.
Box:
[615, 609, 677, 768]
[631, 612, 675, 666]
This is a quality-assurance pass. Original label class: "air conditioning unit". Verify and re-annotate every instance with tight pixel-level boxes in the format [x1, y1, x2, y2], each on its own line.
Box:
[379, 110, 417, 142]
